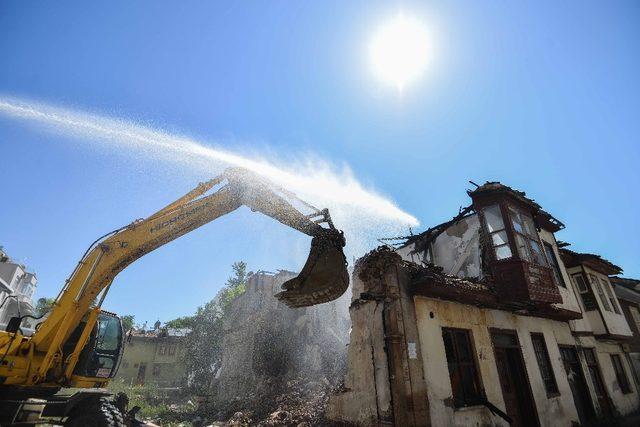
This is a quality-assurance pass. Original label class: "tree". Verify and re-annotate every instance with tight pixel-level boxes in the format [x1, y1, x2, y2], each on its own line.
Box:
[179, 261, 248, 394]
[35, 297, 55, 316]
[225, 261, 247, 291]
[220, 261, 248, 309]
[165, 316, 195, 329]
[121, 314, 135, 332]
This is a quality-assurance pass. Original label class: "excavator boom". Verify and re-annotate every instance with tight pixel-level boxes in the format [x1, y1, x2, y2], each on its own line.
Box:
[0, 167, 348, 394]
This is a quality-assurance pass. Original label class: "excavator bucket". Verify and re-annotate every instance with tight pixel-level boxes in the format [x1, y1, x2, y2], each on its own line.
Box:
[275, 228, 349, 308]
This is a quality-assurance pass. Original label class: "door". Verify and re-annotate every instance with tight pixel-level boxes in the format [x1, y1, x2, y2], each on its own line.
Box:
[73, 313, 124, 379]
[492, 331, 539, 427]
[559, 346, 595, 425]
[136, 362, 147, 385]
[582, 348, 612, 417]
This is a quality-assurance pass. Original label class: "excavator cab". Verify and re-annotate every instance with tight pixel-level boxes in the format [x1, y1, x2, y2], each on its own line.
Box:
[276, 228, 349, 308]
[72, 312, 124, 380]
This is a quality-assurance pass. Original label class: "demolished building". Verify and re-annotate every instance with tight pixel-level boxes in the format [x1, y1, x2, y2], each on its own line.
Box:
[327, 182, 639, 426]
[210, 270, 350, 423]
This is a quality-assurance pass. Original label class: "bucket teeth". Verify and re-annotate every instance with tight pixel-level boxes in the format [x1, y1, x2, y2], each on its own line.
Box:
[275, 229, 349, 308]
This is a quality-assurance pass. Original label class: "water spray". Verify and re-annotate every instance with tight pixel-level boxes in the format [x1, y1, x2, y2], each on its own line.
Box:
[0, 96, 419, 256]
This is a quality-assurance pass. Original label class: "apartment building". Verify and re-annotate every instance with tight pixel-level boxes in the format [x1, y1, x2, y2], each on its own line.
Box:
[0, 246, 37, 328]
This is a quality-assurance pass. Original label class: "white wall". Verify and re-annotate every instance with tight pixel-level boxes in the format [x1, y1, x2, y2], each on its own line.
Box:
[0, 262, 22, 291]
[0, 260, 37, 323]
[566, 266, 632, 338]
[538, 230, 583, 317]
[414, 296, 580, 427]
[576, 336, 639, 416]
[397, 214, 483, 279]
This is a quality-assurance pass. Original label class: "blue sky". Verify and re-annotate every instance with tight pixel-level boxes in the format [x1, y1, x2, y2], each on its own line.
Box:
[1, 1, 639, 325]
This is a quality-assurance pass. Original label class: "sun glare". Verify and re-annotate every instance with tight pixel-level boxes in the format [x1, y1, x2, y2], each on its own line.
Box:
[370, 13, 431, 91]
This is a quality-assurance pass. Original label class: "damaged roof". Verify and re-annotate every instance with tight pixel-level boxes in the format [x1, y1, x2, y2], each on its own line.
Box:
[130, 327, 190, 338]
[398, 205, 474, 251]
[612, 281, 640, 305]
[395, 181, 565, 251]
[610, 276, 640, 292]
[469, 181, 564, 232]
[559, 248, 623, 275]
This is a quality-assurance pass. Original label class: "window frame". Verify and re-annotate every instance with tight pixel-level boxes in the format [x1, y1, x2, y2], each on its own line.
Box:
[442, 327, 484, 408]
[582, 348, 610, 400]
[530, 333, 560, 397]
[507, 206, 547, 266]
[589, 274, 612, 312]
[481, 204, 513, 261]
[599, 277, 620, 314]
[543, 242, 566, 288]
[572, 274, 598, 311]
[629, 306, 640, 334]
[610, 354, 632, 394]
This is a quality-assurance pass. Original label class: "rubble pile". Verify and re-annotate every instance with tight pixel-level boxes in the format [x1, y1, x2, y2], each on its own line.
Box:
[209, 376, 338, 426]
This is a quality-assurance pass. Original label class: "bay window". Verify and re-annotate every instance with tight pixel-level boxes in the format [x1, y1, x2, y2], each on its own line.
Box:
[473, 190, 561, 304]
[481, 204, 549, 266]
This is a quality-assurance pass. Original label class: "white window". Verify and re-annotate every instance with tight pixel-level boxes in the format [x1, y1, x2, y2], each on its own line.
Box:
[599, 277, 620, 314]
[483, 205, 513, 260]
[508, 207, 546, 266]
[572, 274, 598, 311]
[589, 274, 612, 312]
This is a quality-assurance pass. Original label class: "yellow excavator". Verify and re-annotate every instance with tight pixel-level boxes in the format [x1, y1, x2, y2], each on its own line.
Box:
[0, 167, 349, 426]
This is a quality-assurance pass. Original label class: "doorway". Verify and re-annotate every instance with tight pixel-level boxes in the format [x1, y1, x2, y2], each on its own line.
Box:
[136, 362, 147, 385]
[582, 348, 613, 418]
[491, 330, 539, 427]
[558, 346, 596, 425]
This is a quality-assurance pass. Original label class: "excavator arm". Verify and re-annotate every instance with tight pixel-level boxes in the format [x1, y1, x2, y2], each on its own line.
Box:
[0, 167, 348, 388]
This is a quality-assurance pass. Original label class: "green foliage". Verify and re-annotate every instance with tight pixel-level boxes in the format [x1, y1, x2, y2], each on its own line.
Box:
[35, 297, 55, 316]
[121, 314, 135, 332]
[108, 378, 194, 423]
[225, 261, 247, 290]
[165, 315, 195, 329]
[179, 261, 248, 394]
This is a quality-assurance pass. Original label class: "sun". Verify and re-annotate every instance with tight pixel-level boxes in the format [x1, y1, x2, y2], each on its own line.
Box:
[369, 13, 432, 91]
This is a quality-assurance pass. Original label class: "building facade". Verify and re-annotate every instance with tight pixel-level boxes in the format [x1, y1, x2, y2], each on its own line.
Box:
[0, 246, 37, 328]
[327, 183, 639, 426]
[115, 325, 188, 388]
[611, 277, 640, 390]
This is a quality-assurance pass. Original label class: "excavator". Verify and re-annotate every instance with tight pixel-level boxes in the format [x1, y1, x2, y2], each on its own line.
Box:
[0, 167, 349, 426]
